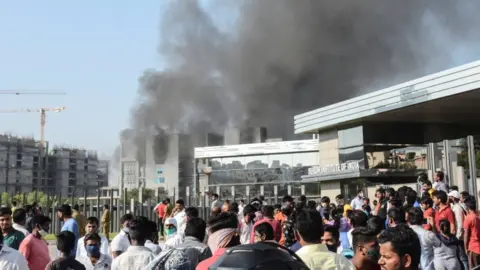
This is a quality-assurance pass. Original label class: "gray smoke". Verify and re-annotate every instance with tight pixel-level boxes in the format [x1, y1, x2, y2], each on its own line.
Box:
[125, 0, 480, 162]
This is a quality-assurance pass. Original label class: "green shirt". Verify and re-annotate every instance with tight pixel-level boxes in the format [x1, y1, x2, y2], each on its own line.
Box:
[4, 228, 25, 250]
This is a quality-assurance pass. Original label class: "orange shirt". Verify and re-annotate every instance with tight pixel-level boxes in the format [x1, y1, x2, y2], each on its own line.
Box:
[274, 212, 287, 245]
[19, 234, 50, 270]
[464, 213, 480, 254]
[423, 207, 435, 231]
[435, 204, 455, 232]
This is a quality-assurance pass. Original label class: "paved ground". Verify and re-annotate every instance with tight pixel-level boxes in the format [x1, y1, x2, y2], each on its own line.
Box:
[48, 244, 58, 260]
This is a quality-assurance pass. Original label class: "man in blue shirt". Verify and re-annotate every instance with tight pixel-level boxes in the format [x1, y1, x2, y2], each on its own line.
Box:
[57, 204, 79, 257]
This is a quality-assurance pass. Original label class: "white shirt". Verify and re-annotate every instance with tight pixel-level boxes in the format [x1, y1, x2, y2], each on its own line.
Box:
[164, 233, 183, 250]
[452, 203, 465, 239]
[110, 230, 130, 255]
[111, 246, 155, 270]
[350, 197, 363, 210]
[239, 218, 253, 244]
[144, 240, 162, 255]
[173, 210, 186, 230]
[76, 234, 111, 258]
[347, 229, 353, 249]
[11, 224, 28, 237]
[238, 204, 245, 214]
[0, 245, 29, 270]
[76, 253, 113, 270]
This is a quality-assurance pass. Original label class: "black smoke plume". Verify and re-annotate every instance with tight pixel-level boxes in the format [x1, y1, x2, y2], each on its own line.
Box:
[122, 0, 480, 165]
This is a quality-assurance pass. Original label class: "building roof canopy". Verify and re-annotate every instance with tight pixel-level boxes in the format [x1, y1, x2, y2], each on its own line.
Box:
[295, 60, 480, 134]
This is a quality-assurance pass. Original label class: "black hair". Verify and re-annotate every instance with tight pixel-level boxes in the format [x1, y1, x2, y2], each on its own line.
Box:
[255, 222, 274, 241]
[335, 194, 344, 200]
[32, 215, 51, 227]
[436, 171, 444, 181]
[129, 217, 150, 243]
[422, 180, 433, 187]
[385, 188, 396, 197]
[439, 219, 451, 236]
[307, 200, 317, 210]
[185, 207, 199, 219]
[407, 207, 423, 226]
[378, 224, 420, 270]
[449, 185, 459, 191]
[104, 204, 109, 209]
[242, 204, 256, 217]
[282, 195, 294, 203]
[460, 191, 470, 198]
[273, 204, 281, 210]
[86, 216, 99, 226]
[185, 217, 207, 242]
[350, 210, 368, 228]
[73, 204, 80, 211]
[465, 196, 477, 211]
[164, 198, 171, 203]
[208, 211, 239, 234]
[56, 231, 76, 254]
[321, 196, 330, 204]
[212, 193, 219, 199]
[432, 190, 448, 204]
[295, 210, 323, 243]
[84, 232, 102, 245]
[421, 197, 433, 208]
[240, 199, 244, 204]
[12, 201, 17, 207]
[0, 207, 12, 217]
[120, 213, 134, 224]
[406, 190, 417, 207]
[375, 188, 385, 194]
[331, 206, 344, 230]
[230, 202, 239, 213]
[323, 225, 339, 242]
[261, 205, 275, 218]
[357, 189, 363, 195]
[387, 207, 406, 224]
[351, 227, 378, 251]
[149, 220, 158, 233]
[298, 195, 307, 203]
[367, 216, 384, 235]
[12, 208, 27, 224]
[176, 199, 185, 205]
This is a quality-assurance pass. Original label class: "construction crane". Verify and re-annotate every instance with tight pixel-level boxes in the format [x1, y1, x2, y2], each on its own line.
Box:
[0, 106, 66, 146]
[0, 90, 66, 95]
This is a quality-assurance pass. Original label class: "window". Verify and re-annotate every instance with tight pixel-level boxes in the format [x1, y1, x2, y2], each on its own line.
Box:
[268, 154, 293, 168]
[338, 126, 364, 149]
[292, 152, 319, 167]
[244, 155, 268, 170]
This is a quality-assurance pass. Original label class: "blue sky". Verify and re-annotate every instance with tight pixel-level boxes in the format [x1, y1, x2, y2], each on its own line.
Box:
[0, 0, 234, 157]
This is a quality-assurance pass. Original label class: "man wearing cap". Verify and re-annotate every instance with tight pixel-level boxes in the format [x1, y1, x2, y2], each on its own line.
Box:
[164, 217, 183, 249]
[57, 204, 80, 257]
[449, 190, 465, 240]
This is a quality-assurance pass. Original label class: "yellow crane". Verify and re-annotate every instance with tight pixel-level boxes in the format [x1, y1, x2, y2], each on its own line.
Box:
[0, 106, 66, 146]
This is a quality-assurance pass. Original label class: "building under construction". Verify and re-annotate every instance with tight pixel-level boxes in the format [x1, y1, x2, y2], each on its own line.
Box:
[0, 134, 107, 197]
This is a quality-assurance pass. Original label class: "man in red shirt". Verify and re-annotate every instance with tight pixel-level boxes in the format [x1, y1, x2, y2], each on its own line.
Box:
[463, 196, 480, 269]
[153, 199, 168, 237]
[421, 197, 435, 231]
[249, 205, 281, 243]
[432, 190, 456, 234]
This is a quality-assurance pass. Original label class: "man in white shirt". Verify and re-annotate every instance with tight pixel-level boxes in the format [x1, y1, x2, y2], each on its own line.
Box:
[76, 232, 113, 270]
[448, 190, 465, 239]
[12, 208, 29, 237]
[163, 218, 183, 250]
[238, 200, 245, 215]
[112, 217, 155, 270]
[171, 199, 186, 230]
[178, 207, 199, 237]
[0, 232, 29, 270]
[350, 190, 364, 210]
[76, 217, 110, 258]
[239, 205, 256, 244]
[211, 193, 222, 211]
[433, 171, 448, 193]
[110, 213, 134, 259]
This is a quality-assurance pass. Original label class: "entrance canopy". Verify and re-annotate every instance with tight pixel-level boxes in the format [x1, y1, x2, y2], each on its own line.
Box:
[295, 60, 480, 134]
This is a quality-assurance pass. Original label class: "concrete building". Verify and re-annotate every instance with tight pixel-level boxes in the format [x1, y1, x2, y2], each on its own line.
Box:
[294, 60, 480, 199]
[49, 147, 99, 197]
[0, 135, 46, 194]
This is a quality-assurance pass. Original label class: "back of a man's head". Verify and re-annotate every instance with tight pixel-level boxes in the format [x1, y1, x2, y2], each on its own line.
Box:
[261, 205, 274, 218]
[57, 231, 76, 254]
[388, 207, 406, 225]
[129, 216, 150, 244]
[295, 210, 323, 244]
[208, 211, 238, 234]
[350, 210, 368, 228]
[407, 207, 423, 226]
[12, 208, 27, 224]
[351, 227, 377, 253]
[185, 207, 199, 219]
[185, 217, 207, 242]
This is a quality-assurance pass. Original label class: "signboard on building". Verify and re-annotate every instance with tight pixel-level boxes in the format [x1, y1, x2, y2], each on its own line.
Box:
[307, 161, 360, 176]
[154, 168, 165, 184]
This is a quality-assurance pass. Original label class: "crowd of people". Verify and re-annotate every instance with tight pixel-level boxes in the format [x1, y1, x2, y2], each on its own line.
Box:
[0, 171, 479, 269]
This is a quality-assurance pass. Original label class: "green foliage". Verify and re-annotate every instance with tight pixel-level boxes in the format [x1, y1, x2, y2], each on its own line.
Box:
[126, 188, 165, 203]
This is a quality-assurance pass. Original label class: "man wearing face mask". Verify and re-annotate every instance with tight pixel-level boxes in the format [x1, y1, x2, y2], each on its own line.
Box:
[76, 217, 110, 258]
[18, 215, 51, 270]
[164, 217, 183, 249]
[351, 227, 381, 270]
[77, 232, 112, 270]
[110, 213, 134, 258]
